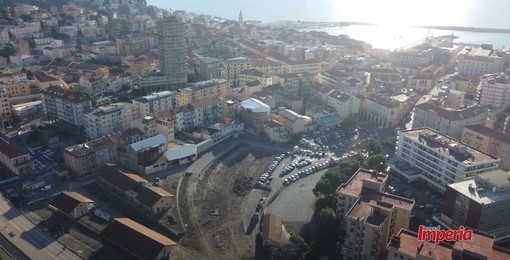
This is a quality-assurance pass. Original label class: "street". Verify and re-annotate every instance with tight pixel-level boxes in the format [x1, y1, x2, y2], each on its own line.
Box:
[0, 194, 81, 260]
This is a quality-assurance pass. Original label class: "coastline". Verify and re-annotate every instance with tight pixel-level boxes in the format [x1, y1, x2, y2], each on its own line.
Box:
[298, 25, 510, 50]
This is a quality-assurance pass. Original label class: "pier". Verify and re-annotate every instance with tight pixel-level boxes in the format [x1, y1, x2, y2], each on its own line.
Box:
[293, 21, 510, 34]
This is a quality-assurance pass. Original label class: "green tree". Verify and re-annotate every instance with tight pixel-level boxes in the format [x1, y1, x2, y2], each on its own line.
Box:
[319, 207, 338, 235]
[313, 171, 349, 195]
[341, 115, 358, 129]
[366, 154, 387, 172]
[367, 139, 382, 155]
[383, 137, 397, 153]
[315, 195, 338, 211]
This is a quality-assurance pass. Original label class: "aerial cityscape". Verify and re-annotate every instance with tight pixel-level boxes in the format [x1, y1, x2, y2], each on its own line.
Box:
[0, 0, 510, 260]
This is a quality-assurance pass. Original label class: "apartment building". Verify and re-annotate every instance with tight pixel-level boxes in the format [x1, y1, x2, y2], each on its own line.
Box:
[41, 86, 92, 128]
[461, 124, 510, 170]
[156, 16, 187, 89]
[198, 56, 221, 80]
[263, 120, 289, 143]
[457, 45, 505, 77]
[0, 133, 33, 175]
[271, 108, 312, 135]
[387, 228, 510, 260]
[132, 91, 178, 119]
[478, 72, 510, 109]
[35, 60, 109, 76]
[250, 58, 284, 76]
[43, 46, 75, 60]
[391, 128, 499, 192]
[32, 71, 67, 90]
[173, 98, 222, 131]
[78, 74, 107, 96]
[180, 79, 230, 105]
[83, 103, 137, 140]
[361, 94, 407, 128]
[0, 72, 27, 85]
[389, 50, 433, 67]
[318, 69, 368, 96]
[240, 98, 271, 132]
[0, 82, 31, 98]
[224, 57, 250, 87]
[337, 168, 414, 260]
[64, 136, 117, 177]
[9, 22, 41, 39]
[0, 88, 11, 128]
[239, 69, 272, 87]
[13, 39, 30, 56]
[130, 116, 173, 142]
[126, 56, 154, 77]
[309, 82, 335, 104]
[272, 72, 314, 96]
[436, 170, 510, 241]
[282, 59, 321, 74]
[413, 99, 488, 139]
[326, 90, 361, 120]
[407, 74, 436, 93]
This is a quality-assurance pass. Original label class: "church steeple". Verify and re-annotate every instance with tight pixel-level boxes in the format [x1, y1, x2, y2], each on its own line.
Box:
[238, 10, 243, 27]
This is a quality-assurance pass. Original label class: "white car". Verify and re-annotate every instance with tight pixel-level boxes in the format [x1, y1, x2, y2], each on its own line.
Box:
[41, 185, 52, 191]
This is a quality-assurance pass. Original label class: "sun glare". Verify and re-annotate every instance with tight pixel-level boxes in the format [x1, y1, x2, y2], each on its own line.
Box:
[331, 0, 473, 27]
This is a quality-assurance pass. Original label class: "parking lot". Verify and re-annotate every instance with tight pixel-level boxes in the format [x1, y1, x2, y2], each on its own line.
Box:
[243, 148, 333, 234]
[26, 147, 61, 173]
[300, 127, 352, 154]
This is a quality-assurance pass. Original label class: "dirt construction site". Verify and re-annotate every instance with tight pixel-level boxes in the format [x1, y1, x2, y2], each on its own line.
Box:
[179, 144, 276, 260]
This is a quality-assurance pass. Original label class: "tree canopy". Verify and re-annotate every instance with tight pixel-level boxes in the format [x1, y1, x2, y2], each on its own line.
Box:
[383, 137, 397, 154]
[319, 207, 338, 236]
[366, 154, 387, 172]
[341, 115, 358, 130]
[367, 139, 382, 155]
[313, 171, 349, 195]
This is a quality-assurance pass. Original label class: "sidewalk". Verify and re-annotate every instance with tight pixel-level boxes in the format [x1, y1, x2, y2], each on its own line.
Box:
[0, 195, 81, 260]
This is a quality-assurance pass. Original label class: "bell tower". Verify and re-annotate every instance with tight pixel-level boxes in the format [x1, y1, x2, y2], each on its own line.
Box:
[238, 10, 244, 27]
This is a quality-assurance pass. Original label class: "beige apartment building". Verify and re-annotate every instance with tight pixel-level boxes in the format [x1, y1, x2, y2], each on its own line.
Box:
[224, 57, 250, 87]
[461, 124, 510, 170]
[64, 143, 97, 177]
[0, 132, 33, 175]
[180, 78, 230, 105]
[337, 168, 414, 260]
[327, 90, 361, 120]
[132, 91, 179, 119]
[413, 99, 488, 140]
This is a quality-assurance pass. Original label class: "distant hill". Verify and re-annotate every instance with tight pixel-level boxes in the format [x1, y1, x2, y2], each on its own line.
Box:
[3, 0, 70, 9]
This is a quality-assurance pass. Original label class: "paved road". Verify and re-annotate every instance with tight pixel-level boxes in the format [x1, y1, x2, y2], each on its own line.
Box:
[0, 194, 81, 260]
[0, 233, 25, 260]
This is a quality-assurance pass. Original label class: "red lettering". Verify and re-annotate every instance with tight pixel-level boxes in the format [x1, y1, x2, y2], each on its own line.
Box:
[417, 225, 473, 243]
[460, 226, 473, 241]
[435, 230, 446, 244]
[445, 230, 454, 241]
[418, 225, 436, 241]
